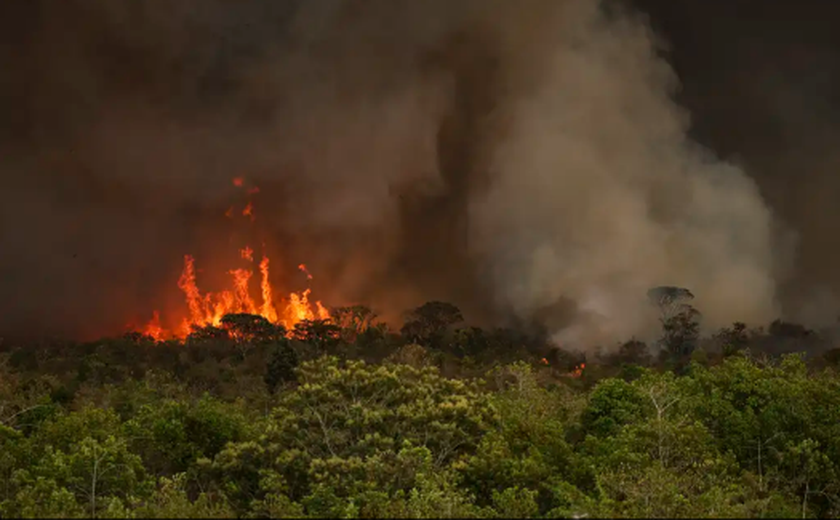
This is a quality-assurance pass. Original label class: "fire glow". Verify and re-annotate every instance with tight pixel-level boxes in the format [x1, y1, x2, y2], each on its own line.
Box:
[141, 177, 330, 341]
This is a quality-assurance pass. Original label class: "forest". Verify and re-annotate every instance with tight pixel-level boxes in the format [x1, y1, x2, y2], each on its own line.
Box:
[1, 298, 840, 518]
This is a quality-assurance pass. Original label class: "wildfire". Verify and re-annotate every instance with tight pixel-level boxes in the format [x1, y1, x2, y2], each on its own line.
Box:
[541, 357, 586, 378]
[141, 176, 331, 341]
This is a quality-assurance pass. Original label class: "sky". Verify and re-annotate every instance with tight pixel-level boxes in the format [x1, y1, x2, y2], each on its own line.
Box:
[1, 0, 840, 345]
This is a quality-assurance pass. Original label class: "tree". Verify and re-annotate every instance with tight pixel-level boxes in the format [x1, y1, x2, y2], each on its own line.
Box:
[291, 320, 342, 356]
[264, 341, 299, 393]
[13, 435, 148, 518]
[220, 313, 285, 343]
[658, 305, 701, 371]
[461, 362, 578, 514]
[683, 354, 840, 515]
[132, 473, 234, 518]
[209, 357, 497, 514]
[712, 321, 751, 358]
[581, 377, 648, 438]
[646, 286, 695, 318]
[123, 396, 248, 476]
[400, 301, 464, 347]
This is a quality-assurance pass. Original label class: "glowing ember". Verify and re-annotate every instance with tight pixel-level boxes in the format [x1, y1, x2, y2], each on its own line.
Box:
[232, 177, 244, 187]
[242, 202, 254, 220]
[298, 263, 314, 280]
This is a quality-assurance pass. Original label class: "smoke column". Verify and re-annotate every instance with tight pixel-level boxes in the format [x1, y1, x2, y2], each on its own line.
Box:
[0, 0, 783, 345]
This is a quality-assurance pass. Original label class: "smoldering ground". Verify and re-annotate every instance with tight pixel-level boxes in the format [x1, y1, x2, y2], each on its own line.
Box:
[0, 0, 826, 347]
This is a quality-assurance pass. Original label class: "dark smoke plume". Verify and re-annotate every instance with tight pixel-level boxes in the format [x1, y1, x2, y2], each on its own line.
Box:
[0, 0, 804, 347]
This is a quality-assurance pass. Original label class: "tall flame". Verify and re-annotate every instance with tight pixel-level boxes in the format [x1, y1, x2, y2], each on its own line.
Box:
[144, 252, 331, 340]
[141, 176, 331, 340]
[259, 256, 279, 324]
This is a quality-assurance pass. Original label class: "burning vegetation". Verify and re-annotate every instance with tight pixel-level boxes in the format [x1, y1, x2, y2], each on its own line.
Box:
[142, 177, 330, 341]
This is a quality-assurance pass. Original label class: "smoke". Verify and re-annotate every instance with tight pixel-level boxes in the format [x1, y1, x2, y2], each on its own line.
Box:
[0, 0, 785, 345]
[466, 1, 780, 346]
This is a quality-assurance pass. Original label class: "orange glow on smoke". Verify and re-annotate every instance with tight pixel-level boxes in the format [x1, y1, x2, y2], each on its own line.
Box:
[141, 176, 330, 341]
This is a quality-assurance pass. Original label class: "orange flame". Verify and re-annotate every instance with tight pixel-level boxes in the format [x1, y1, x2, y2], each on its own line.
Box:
[259, 256, 279, 323]
[141, 183, 331, 341]
[569, 363, 585, 378]
[145, 311, 165, 342]
[143, 253, 331, 340]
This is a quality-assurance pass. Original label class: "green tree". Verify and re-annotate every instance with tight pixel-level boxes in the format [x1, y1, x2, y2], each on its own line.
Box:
[124, 395, 249, 477]
[461, 363, 579, 514]
[132, 473, 234, 518]
[210, 357, 497, 515]
[13, 435, 148, 518]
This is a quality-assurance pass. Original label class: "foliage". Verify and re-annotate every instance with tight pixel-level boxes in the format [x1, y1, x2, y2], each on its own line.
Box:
[1, 300, 840, 517]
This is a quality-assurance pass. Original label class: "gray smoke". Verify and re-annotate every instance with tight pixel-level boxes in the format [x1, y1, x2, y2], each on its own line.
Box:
[0, 0, 784, 345]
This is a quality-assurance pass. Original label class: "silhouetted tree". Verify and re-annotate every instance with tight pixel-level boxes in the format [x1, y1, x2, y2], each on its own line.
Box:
[264, 342, 299, 393]
[220, 314, 284, 343]
[186, 324, 230, 344]
[658, 305, 701, 373]
[615, 339, 652, 367]
[400, 301, 464, 348]
[292, 320, 342, 355]
[647, 285, 696, 321]
[713, 322, 750, 358]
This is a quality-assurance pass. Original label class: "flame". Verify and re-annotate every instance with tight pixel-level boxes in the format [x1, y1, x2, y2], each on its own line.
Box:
[540, 357, 549, 365]
[145, 311, 165, 342]
[141, 179, 330, 340]
[259, 256, 279, 323]
[143, 252, 332, 340]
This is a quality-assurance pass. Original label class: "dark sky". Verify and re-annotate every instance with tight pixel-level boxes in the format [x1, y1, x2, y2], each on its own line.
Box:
[3, 0, 840, 339]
